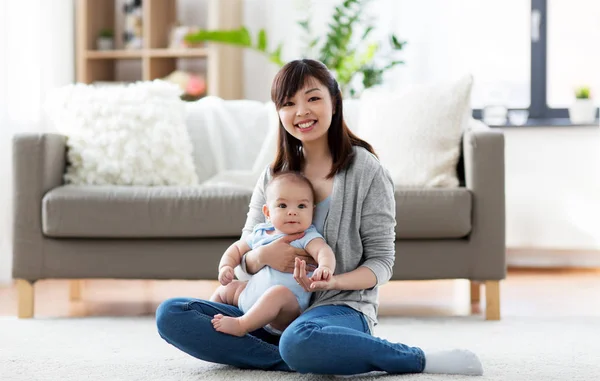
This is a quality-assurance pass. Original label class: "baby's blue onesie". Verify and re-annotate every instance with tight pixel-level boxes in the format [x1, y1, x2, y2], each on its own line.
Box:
[237, 223, 323, 334]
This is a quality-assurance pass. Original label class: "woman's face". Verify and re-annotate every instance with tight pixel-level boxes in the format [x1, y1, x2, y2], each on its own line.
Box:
[278, 77, 334, 145]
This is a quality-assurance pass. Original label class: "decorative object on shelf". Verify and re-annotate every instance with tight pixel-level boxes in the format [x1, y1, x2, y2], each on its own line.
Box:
[482, 105, 508, 126]
[569, 86, 597, 124]
[163, 70, 207, 101]
[169, 23, 202, 49]
[123, 0, 143, 50]
[184, 75, 207, 101]
[184, 0, 406, 97]
[96, 28, 114, 51]
[507, 109, 529, 126]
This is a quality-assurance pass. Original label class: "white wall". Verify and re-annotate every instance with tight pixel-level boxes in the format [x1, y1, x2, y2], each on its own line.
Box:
[0, 0, 74, 285]
[503, 126, 600, 250]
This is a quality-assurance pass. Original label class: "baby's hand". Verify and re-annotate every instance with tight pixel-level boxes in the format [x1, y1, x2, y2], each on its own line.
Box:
[311, 266, 332, 282]
[218, 266, 234, 285]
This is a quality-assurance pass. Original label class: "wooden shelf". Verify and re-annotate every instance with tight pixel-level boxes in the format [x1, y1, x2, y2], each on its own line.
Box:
[85, 50, 144, 59]
[75, 0, 243, 99]
[84, 49, 209, 60]
[147, 48, 209, 58]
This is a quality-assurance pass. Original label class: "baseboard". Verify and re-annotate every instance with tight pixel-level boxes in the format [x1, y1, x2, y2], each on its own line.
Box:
[507, 248, 600, 268]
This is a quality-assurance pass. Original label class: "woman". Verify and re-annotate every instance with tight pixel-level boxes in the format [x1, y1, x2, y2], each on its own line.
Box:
[156, 59, 483, 376]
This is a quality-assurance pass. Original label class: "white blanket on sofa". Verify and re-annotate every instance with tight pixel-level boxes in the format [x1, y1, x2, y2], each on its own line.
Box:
[185, 96, 279, 188]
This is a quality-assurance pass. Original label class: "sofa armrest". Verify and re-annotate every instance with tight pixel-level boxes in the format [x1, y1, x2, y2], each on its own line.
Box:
[463, 119, 506, 279]
[12, 133, 67, 281]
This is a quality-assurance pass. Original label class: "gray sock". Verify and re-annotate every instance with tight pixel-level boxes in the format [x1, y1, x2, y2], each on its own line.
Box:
[423, 349, 483, 376]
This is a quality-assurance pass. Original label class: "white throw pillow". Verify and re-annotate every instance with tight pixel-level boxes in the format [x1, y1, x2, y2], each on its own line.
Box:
[357, 75, 473, 188]
[45, 80, 198, 186]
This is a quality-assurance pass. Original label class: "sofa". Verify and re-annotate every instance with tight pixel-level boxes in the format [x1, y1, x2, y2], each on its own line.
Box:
[12, 99, 505, 320]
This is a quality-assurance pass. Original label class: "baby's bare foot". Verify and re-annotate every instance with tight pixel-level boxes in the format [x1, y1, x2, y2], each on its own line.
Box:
[211, 314, 248, 337]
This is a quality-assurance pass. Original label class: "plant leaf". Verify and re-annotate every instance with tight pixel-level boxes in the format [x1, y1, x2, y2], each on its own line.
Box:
[257, 29, 267, 52]
[384, 60, 405, 70]
[185, 27, 252, 47]
[361, 26, 374, 40]
[269, 43, 284, 66]
[298, 20, 310, 32]
[391, 34, 407, 50]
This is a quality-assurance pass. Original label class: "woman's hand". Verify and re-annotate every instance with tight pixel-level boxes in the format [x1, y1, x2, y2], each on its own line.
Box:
[258, 233, 317, 273]
[293, 258, 338, 291]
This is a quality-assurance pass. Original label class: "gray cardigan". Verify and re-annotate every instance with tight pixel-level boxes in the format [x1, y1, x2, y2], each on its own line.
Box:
[241, 146, 396, 332]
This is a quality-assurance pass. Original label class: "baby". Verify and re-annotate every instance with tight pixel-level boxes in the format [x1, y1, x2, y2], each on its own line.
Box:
[209, 171, 336, 337]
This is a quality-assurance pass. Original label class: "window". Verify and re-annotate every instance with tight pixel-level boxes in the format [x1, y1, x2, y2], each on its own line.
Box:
[387, 0, 598, 125]
[389, 0, 530, 110]
[546, 0, 600, 110]
[479, 0, 600, 123]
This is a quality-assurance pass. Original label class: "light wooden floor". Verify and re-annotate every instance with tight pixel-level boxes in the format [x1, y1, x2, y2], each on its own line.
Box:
[1, 269, 599, 318]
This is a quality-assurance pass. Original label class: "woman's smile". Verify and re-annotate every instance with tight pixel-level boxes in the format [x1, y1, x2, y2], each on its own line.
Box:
[296, 120, 317, 133]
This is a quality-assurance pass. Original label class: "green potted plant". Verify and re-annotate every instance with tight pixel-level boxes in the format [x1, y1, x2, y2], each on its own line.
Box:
[97, 28, 114, 51]
[569, 86, 597, 124]
[184, 0, 405, 97]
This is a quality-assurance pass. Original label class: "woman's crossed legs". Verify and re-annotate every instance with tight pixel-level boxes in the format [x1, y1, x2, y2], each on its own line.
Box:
[156, 299, 427, 374]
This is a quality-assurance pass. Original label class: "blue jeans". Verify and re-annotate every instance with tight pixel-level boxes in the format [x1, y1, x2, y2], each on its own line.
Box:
[155, 298, 425, 375]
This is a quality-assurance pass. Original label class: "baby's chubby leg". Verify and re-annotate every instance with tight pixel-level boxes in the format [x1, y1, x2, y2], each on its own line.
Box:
[212, 285, 301, 337]
[209, 280, 247, 306]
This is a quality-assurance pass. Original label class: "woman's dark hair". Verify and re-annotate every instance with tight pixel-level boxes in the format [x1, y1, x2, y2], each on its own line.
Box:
[270, 59, 376, 178]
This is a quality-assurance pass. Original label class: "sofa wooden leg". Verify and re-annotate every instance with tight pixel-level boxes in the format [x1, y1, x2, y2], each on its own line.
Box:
[470, 281, 481, 305]
[485, 280, 501, 320]
[70, 280, 82, 301]
[17, 279, 34, 318]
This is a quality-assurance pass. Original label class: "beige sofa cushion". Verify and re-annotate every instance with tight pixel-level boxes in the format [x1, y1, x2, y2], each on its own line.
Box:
[42, 185, 252, 238]
[395, 188, 472, 238]
[42, 185, 471, 239]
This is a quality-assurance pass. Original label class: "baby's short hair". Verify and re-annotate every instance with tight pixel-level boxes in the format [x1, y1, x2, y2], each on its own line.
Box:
[266, 171, 316, 203]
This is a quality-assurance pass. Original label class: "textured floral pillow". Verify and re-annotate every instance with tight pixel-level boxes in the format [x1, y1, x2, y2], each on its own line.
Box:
[45, 80, 198, 186]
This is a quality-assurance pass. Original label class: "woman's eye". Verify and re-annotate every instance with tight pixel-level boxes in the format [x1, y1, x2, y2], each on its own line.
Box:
[282, 101, 293, 107]
[278, 203, 287, 208]
[308, 97, 320, 102]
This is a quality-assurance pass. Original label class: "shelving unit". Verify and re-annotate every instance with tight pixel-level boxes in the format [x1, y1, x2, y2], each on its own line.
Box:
[75, 0, 243, 99]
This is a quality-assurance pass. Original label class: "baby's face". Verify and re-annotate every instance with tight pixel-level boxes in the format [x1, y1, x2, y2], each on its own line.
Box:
[266, 180, 314, 234]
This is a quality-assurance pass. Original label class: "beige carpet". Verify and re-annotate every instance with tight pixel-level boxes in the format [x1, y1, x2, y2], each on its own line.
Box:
[0, 315, 597, 380]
